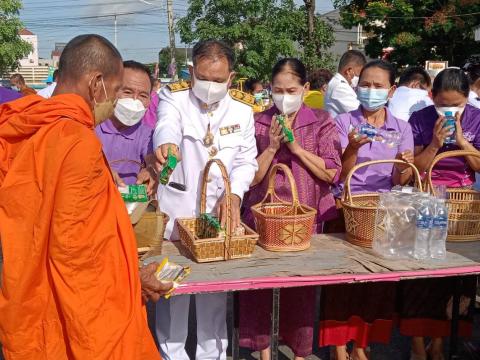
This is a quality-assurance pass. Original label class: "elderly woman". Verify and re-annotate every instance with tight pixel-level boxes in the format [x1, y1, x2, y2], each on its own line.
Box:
[239, 58, 342, 360]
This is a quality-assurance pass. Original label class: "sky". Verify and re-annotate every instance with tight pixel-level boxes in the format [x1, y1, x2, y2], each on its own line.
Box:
[20, 0, 335, 63]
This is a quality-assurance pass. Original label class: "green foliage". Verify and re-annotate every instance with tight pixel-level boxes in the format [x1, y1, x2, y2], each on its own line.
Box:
[333, 0, 480, 66]
[158, 47, 189, 76]
[177, 0, 336, 81]
[0, 0, 32, 74]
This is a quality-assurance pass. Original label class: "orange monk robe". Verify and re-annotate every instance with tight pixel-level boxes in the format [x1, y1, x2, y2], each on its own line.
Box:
[0, 94, 160, 360]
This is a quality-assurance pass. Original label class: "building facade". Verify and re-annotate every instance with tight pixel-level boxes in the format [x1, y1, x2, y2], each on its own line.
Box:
[320, 9, 367, 62]
[19, 29, 39, 67]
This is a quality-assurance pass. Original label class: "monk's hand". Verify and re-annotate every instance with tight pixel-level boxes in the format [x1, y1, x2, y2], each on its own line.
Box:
[139, 263, 173, 303]
[217, 194, 241, 231]
[136, 167, 158, 196]
[112, 170, 126, 187]
[154, 143, 181, 171]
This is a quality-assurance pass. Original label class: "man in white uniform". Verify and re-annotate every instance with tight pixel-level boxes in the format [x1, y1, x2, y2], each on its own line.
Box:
[153, 40, 258, 360]
[389, 66, 434, 121]
[325, 50, 366, 118]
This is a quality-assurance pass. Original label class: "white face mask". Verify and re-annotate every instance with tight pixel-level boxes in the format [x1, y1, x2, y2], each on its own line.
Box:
[114, 97, 147, 126]
[351, 75, 359, 89]
[272, 93, 303, 115]
[435, 106, 465, 117]
[192, 73, 230, 105]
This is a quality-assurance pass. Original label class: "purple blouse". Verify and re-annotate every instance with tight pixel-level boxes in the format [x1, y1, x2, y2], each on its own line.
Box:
[142, 91, 160, 129]
[336, 107, 414, 194]
[409, 104, 480, 187]
[242, 104, 342, 233]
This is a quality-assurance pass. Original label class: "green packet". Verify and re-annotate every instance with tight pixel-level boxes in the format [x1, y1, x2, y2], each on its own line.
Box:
[159, 148, 178, 185]
[200, 213, 222, 231]
[118, 184, 148, 202]
[277, 114, 295, 143]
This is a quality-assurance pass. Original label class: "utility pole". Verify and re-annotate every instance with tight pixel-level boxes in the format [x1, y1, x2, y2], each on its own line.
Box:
[114, 14, 118, 47]
[304, 0, 315, 42]
[167, 0, 176, 65]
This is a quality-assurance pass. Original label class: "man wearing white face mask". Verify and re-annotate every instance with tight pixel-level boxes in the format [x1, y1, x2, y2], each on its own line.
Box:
[153, 40, 258, 360]
[95, 60, 157, 195]
[325, 50, 366, 118]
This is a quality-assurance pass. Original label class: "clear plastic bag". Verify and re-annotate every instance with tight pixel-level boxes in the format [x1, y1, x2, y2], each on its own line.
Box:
[373, 188, 419, 259]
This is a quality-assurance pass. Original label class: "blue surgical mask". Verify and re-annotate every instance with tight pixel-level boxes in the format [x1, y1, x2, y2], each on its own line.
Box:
[357, 87, 390, 111]
[11, 86, 19, 92]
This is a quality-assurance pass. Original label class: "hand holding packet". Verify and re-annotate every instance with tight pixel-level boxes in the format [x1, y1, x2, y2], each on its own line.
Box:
[143, 257, 191, 299]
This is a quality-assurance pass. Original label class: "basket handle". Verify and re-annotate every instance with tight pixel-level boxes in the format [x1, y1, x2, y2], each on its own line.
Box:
[200, 159, 232, 260]
[426, 150, 480, 195]
[343, 159, 423, 203]
[260, 163, 301, 208]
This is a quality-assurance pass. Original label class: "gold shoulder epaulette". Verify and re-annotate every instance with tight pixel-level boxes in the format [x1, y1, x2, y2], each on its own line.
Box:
[229, 89, 255, 107]
[167, 80, 191, 93]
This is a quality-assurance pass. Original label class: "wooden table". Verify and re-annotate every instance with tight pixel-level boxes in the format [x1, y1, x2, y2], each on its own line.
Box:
[149, 234, 480, 360]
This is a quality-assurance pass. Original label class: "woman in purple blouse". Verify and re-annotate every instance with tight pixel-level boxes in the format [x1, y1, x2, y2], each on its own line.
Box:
[239, 58, 342, 360]
[400, 68, 480, 360]
[321, 60, 414, 360]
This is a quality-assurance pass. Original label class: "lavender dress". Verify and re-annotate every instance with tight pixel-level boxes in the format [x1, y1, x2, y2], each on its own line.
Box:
[239, 104, 342, 357]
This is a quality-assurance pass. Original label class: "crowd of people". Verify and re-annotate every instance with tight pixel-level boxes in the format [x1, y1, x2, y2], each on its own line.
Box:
[0, 34, 479, 360]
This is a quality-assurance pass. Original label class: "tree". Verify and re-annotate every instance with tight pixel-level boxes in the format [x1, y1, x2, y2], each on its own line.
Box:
[176, 0, 335, 80]
[158, 47, 190, 76]
[334, 0, 480, 67]
[0, 0, 32, 75]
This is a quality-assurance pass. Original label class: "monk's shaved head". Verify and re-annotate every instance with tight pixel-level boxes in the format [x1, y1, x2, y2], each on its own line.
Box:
[58, 34, 122, 82]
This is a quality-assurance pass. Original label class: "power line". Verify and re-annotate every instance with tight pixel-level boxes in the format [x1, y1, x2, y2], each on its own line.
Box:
[335, 10, 480, 20]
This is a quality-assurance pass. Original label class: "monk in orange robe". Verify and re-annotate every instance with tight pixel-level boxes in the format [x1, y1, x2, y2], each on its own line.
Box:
[0, 35, 169, 360]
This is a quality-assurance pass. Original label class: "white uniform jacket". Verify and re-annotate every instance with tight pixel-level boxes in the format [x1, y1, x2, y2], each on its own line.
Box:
[325, 73, 360, 118]
[153, 84, 258, 240]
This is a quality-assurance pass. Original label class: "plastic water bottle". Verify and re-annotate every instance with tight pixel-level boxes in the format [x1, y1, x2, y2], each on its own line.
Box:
[354, 124, 401, 148]
[414, 195, 433, 260]
[444, 111, 456, 145]
[430, 199, 448, 259]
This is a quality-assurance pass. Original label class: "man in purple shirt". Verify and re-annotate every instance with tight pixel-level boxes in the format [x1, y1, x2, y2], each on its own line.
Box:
[95, 60, 157, 194]
[0, 86, 22, 104]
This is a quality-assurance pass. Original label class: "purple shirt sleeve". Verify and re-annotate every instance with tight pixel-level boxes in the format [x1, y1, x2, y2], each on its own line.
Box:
[408, 111, 424, 147]
[335, 114, 350, 149]
[398, 122, 414, 153]
[141, 129, 154, 161]
[317, 113, 342, 183]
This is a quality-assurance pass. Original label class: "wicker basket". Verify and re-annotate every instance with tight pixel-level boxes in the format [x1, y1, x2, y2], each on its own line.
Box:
[132, 200, 169, 258]
[109, 159, 168, 257]
[426, 150, 480, 242]
[342, 159, 423, 248]
[251, 164, 317, 251]
[177, 159, 259, 263]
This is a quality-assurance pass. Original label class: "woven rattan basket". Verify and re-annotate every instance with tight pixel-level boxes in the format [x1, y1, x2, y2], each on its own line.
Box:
[132, 200, 169, 258]
[342, 159, 423, 248]
[177, 159, 259, 263]
[109, 159, 167, 257]
[426, 150, 480, 242]
[251, 164, 317, 251]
